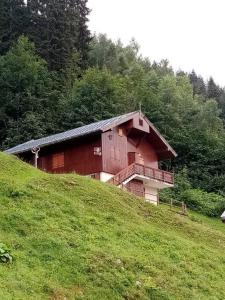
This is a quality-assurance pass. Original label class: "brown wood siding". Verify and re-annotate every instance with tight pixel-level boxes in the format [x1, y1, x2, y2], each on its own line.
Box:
[18, 113, 161, 177]
[132, 114, 150, 133]
[35, 134, 103, 174]
[102, 128, 128, 174]
[102, 120, 158, 175]
[127, 136, 158, 169]
[126, 179, 144, 197]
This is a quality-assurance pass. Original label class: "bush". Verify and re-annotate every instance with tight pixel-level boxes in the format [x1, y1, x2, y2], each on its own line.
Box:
[160, 168, 225, 217]
[160, 168, 191, 204]
[0, 243, 12, 263]
[181, 189, 225, 217]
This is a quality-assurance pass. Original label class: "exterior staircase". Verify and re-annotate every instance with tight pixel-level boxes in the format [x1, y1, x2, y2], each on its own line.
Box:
[107, 163, 174, 187]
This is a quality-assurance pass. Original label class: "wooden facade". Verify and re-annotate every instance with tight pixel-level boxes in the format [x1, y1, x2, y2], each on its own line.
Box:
[9, 112, 177, 204]
[38, 135, 102, 174]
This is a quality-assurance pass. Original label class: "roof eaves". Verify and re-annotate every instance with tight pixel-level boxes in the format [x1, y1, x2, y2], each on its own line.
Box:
[6, 129, 103, 155]
[142, 113, 177, 157]
[101, 111, 138, 132]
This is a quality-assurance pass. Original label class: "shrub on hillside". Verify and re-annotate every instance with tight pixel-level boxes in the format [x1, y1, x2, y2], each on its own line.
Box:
[160, 168, 191, 203]
[181, 189, 225, 217]
[0, 243, 12, 263]
[160, 169, 225, 217]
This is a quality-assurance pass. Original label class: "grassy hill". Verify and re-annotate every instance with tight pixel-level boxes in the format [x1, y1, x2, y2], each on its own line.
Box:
[0, 152, 225, 300]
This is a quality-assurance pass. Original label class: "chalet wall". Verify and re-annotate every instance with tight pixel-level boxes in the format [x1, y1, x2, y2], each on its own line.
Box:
[102, 121, 159, 175]
[144, 186, 158, 205]
[37, 134, 102, 174]
[132, 114, 150, 133]
[127, 137, 158, 169]
[18, 114, 159, 177]
[126, 179, 144, 197]
[100, 172, 114, 182]
[102, 128, 128, 174]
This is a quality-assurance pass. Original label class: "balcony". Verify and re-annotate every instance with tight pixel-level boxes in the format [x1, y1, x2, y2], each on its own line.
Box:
[108, 163, 174, 188]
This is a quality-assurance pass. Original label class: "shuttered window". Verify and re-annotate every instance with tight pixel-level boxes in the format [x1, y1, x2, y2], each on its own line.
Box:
[52, 152, 64, 169]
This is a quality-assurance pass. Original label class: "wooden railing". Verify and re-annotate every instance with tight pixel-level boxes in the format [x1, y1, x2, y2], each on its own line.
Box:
[108, 163, 136, 186]
[108, 163, 174, 186]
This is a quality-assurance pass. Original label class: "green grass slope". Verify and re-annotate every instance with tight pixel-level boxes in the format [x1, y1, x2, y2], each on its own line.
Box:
[0, 152, 225, 300]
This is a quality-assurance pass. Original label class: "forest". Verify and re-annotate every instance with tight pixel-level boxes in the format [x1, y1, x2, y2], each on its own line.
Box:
[1, 0, 225, 215]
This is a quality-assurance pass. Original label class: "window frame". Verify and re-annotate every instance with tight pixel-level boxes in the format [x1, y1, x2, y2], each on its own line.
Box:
[52, 152, 65, 169]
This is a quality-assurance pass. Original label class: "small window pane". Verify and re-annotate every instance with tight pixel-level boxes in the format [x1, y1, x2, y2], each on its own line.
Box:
[139, 119, 143, 126]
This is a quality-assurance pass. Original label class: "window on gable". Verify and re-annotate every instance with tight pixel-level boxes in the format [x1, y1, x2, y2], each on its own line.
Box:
[139, 119, 143, 126]
[118, 128, 123, 136]
[52, 152, 64, 169]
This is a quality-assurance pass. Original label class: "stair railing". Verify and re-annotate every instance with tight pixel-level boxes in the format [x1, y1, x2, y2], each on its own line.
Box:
[108, 163, 174, 186]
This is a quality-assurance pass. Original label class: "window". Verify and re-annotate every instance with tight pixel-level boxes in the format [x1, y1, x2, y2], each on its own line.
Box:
[139, 119, 143, 126]
[94, 147, 102, 156]
[52, 152, 64, 169]
[118, 128, 123, 136]
[108, 134, 113, 140]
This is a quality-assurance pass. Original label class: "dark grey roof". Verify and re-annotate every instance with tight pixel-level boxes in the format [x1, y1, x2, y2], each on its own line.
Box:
[5, 111, 137, 155]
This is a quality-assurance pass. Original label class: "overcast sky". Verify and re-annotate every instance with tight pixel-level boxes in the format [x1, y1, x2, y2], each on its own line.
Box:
[88, 0, 225, 87]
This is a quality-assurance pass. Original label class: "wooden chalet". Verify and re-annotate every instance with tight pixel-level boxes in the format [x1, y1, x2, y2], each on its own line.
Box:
[6, 111, 177, 205]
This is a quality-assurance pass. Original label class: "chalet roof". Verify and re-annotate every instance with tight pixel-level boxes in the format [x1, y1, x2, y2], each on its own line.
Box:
[5, 111, 137, 155]
[5, 111, 177, 158]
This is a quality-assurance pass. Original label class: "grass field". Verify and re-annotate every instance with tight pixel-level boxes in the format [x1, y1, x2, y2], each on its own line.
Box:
[0, 152, 225, 300]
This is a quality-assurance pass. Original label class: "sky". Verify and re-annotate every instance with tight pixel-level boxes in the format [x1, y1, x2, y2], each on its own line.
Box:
[88, 0, 225, 87]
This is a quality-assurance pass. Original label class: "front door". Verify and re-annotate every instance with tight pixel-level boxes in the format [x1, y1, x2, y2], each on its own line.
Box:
[128, 152, 144, 165]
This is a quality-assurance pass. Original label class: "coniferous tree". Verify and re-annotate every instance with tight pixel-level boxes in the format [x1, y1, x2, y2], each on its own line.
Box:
[0, 0, 28, 55]
[75, 0, 91, 67]
[188, 70, 206, 98]
[0, 36, 62, 148]
[26, 0, 91, 71]
[207, 77, 221, 99]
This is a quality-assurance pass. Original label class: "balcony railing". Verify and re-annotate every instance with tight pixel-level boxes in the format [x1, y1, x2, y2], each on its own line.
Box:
[108, 163, 174, 186]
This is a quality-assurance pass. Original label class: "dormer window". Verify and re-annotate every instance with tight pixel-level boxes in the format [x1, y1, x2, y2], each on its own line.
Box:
[139, 119, 143, 126]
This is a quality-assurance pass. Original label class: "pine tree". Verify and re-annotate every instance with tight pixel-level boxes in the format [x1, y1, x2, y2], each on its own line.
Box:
[26, 0, 91, 71]
[188, 70, 206, 98]
[207, 77, 221, 99]
[0, 0, 28, 55]
[0, 36, 62, 149]
[75, 0, 91, 67]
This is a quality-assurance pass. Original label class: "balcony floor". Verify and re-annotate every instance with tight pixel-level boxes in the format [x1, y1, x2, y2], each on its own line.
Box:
[121, 173, 174, 189]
